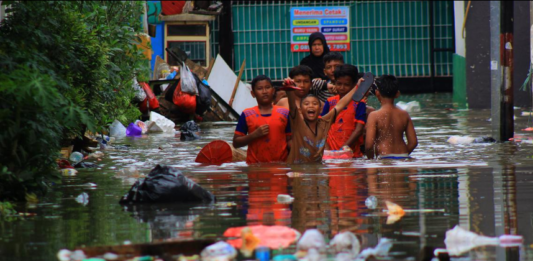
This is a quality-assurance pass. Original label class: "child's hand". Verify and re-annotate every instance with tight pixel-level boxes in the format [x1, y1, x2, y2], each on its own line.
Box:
[327, 83, 337, 94]
[356, 77, 365, 88]
[252, 125, 270, 138]
[281, 78, 301, 91]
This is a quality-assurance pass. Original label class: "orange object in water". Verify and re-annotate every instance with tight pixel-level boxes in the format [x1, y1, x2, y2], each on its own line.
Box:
[195, 140, 246, 165]
[385, 200, 405, 224]
[224, 225, 300, 249]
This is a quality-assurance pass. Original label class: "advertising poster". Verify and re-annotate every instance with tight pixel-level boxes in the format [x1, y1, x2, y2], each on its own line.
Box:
[290, 6, 350, 52]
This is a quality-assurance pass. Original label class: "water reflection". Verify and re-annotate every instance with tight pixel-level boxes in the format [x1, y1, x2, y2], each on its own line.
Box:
[3, 93, 533, 260]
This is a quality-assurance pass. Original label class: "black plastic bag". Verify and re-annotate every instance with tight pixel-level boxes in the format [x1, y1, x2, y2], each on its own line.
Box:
[119, 165, 215, 204]
[193, 73, 212, 116]
[180, 120, 201, 141]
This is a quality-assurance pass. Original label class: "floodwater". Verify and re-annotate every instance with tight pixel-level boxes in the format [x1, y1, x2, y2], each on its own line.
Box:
[2, 93, 533, 261]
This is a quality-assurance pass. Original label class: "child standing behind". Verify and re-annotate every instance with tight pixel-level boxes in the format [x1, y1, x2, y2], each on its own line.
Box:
[311, 52, 345, 102]
[321, 65, 367, 158]
[365, 75, 417, 159]
[284, 74, 364, 164]
[233, 75, 291, 164]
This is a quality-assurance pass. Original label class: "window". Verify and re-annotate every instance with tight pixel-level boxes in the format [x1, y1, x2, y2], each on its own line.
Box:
[165, 22, 210, 66]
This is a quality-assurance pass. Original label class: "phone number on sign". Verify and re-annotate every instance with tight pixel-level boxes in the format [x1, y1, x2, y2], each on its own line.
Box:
[332, 44, 348, 49]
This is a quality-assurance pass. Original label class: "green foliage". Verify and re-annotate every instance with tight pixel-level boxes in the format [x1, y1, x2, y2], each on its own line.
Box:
[0, 1, 148, 200]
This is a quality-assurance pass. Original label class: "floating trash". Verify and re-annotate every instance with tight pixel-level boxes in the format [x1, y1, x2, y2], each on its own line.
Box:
[365, 196, 378, 209]
[385, 201, 405, 224]
[277, 194, 294, 204]
[75, 192, 89, 206]
[330, 231, 360, 260]
[444, 225, 523, 256]
[200, 241, 237, 261]
[295, 229, 326, 260]
[356, 238, 393, 260]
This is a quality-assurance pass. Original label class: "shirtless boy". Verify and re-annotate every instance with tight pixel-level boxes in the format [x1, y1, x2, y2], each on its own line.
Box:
[365, 75, 417, 159]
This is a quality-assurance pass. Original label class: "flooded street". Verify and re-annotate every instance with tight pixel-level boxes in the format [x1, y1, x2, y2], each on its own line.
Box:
[2, 93, 533, 260]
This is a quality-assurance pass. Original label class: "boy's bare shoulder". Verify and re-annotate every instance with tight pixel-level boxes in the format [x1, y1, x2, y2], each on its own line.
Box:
[276, 97, 289, 108]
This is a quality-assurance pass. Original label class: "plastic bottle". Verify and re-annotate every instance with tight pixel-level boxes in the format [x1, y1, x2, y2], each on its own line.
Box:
[255, 246, 270, 261]
[277, 194, 294, 204]
[69, 151, 83, 164]
[365, 196, 378, 209]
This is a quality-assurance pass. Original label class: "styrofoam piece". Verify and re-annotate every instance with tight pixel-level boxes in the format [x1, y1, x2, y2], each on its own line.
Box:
[149, 111, 175, 133]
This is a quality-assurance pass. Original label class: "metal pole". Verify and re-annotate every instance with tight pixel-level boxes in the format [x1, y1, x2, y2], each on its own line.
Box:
[429, 1, 435, 92]
[491, 2, 502, 140]
[501, 1, 514, 141]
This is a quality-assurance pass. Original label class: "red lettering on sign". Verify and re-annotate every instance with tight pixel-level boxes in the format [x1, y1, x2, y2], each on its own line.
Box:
[293, 27, 320, 34]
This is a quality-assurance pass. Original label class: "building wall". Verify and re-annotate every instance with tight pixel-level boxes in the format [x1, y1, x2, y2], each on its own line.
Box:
[230, 1, 454, 82]
[465, 1, 531, 109]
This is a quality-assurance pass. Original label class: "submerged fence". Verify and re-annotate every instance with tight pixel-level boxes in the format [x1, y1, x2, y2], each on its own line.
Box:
[211, 1, 454, 82]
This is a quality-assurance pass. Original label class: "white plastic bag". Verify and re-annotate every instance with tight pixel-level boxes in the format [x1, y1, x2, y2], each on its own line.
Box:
[148, 111, 175, 133]
[180, 62, 198, 94]
[132, 77, 147, 102]
[109, 120, 127, 138]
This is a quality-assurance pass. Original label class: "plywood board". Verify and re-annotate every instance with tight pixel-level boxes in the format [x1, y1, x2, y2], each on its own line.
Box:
[207, 54, 256, 116]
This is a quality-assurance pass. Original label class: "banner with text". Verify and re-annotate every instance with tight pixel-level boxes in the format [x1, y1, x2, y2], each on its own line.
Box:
[290, 6, 350, 52]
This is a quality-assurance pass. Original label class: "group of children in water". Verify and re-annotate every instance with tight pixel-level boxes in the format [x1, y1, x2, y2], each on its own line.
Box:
[232, 32, 418, 164]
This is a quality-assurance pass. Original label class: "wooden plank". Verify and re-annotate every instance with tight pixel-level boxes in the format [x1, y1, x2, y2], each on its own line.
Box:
[228, 59, 246, 107]
[205, 57, 216, 80]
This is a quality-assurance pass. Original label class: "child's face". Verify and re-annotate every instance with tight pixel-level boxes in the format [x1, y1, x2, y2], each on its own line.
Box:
[252, 80, 275, 105]
[311, 39, 324, 57]
[293, 75, 311, 98]
[335, 75, 355, 97]
[274, 90, 287, 104]
[300, 96, 321, 122]
[324, 60, 343, 80]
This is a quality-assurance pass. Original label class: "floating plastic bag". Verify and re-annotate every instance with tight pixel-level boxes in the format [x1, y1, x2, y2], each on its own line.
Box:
[149, 111, 175, 133]
[109, 120, 127, 138]
[330, 231, 360, 259]
[180, 62, 198, 95]
[135, 120, 148, 134]
[180, 120, 200, 141]
[119, 165, 215, 204]
[126, 123, 142, 137]
[396, 101, 421, 112]
[132, 77, 147, 102]
[444, 225, 523, 257]
[200, 241, 237, 261]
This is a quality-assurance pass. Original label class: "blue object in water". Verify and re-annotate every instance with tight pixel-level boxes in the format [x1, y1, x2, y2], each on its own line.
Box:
[272, 254, 298, 261]
[255, 246, 270, 261]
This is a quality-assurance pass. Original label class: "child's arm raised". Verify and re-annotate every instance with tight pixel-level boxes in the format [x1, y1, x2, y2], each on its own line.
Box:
[405, 116, 418, 154]
[324, 78, 365, 120]
[284, 78, 299, 119]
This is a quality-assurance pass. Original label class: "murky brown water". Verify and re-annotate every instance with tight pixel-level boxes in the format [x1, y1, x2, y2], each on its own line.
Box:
[2, 93, 533, 260]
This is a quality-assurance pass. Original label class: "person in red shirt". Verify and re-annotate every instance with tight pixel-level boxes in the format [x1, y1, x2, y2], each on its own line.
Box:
[321, 65, 367, 158]
[233, 75, 291, 164]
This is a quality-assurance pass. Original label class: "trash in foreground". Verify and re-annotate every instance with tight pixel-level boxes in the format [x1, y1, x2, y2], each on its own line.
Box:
[444, 225, 523, 256]
[119, 165, 215, 204]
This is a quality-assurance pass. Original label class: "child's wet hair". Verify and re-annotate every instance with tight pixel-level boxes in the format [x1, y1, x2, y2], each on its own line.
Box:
[376, 75, 399, 98]
[323, 52, 344, 64]
[333, 64, 360, 84]
[289, 65, 313, 80]
[251, 75, 272, 90]
[300, 94, 321, 106]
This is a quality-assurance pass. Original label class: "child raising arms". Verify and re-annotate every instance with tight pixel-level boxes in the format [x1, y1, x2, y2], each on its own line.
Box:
[284, 74, 364, 164]
[365, 75, 417, 159]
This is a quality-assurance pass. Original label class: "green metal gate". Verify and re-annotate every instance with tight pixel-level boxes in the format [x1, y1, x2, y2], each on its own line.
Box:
[228, 1, 453, 82]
